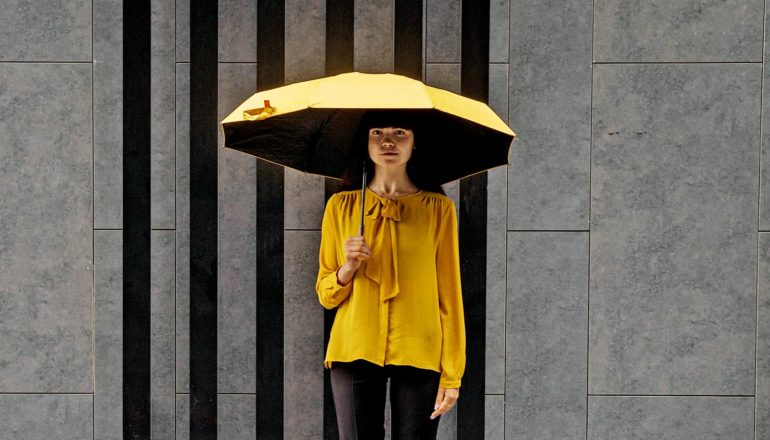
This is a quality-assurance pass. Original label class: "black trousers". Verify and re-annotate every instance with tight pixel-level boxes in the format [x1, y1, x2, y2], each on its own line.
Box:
[330, 359, 442, 440]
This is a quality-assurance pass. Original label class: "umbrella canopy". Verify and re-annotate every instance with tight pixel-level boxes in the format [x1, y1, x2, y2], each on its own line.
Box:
[220, 71, 517, 186]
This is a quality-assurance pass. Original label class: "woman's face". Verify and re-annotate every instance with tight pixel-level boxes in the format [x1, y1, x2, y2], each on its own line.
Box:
[367, 126, 414, 169]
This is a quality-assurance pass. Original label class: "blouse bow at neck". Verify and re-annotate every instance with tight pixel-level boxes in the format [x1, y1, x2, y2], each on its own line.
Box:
[363, 196, 402, 302]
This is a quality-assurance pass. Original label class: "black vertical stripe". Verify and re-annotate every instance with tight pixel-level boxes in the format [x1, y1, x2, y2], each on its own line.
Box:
[459, 0, 490, 438]
[325, 0, 354, 77]
[189, 0, 218, 436]
[324, 1, 354, 437]
[122, 0, 151, 437]
[394, 0, 423, 80]
[257, 1, 285, 438]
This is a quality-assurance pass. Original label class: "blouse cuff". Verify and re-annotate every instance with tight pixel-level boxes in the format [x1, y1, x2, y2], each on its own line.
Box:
[439, 375, 461, 389]
[318, 268, 354, 309]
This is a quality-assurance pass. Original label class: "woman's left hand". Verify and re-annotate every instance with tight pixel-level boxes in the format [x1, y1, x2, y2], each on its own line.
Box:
[430, 387, 459, 419]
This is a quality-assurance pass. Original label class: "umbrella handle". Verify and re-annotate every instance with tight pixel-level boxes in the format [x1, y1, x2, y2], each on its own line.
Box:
[360, 161, 366, 237]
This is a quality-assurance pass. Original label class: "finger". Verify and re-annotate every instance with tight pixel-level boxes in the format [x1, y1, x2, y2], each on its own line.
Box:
[351, 245, 371, 256]
[431, 392, 460, 419]
[430, 390, 446, 419]
[434, 388, 445, 407]
[430, 399, 449, 419]
[352, 246, 370, 256]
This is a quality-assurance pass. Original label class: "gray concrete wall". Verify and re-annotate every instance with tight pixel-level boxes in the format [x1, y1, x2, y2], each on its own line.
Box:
[0, 0, 768, 438]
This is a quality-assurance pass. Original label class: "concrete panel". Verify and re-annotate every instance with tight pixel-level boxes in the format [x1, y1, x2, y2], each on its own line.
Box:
[486, 165, 507, 395]
[426, 0, 460, 63]
[588, 396, 753, 439]
[589, 63, 759, 395]
[176, 0, 189, 62]
[152, 230, 177, 439]
[175, 63, 191, 393]
[594, 0, 763, 62]
[94, 230, 123, 440]
[152, 0, 177, 229]
[488, 63, 508, 123]
[220, 0, 257, 62]
[285, 0, 326, 85]
[508, 0, 591, 230]
[0, 63, 93, 392]
[354, 0, 394, 73]
[489, 0, 509, 63]
[176, 394, 189, 439]
[218, 63, 258, 393]
[759, 4, 770, 230]
[219, 394, 257, 439]
[505, 231, 588, 439]
[94, 0, 124, 229]
[285, 231, 325, 438]
[484, 394, 504, 440]
[757, 232, 770, 438]
[0, 0, 91, 61]
[425, 63, 461, 94]
[0, 394, 93, 439]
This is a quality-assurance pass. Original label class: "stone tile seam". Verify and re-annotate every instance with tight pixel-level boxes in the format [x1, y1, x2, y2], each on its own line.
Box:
[756, 1, 767, 439]
[91, 0, 96, 435]
[588, 2, 596, 439]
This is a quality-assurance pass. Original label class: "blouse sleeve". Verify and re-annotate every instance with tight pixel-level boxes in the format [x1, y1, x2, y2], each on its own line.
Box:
[316, 194, 354, 309]
[436, 198, 466, 389]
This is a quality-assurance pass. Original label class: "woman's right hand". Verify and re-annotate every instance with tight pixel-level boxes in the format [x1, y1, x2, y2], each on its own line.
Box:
[343, 235, 372, 270]
[335, 235, 372, 286]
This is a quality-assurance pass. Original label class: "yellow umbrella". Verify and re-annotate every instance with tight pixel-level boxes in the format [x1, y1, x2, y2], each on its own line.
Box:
[222, 71, 514, 137]
[220, 71, 517, 233]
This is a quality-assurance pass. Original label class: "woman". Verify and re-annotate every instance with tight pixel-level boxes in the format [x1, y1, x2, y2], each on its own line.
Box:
[315, 110, 466, 439]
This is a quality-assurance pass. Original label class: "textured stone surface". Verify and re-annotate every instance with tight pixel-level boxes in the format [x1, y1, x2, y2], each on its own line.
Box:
[489, 0, 509, 63]
[486, 165, 507, 395]
[508, 0, 592, 230]
[594, 0, 763, 62]
[285, 231, 325, 438]
[354, 0, 394, 72]
[152, 0, 177, 229]
[760, 3, 770, 230]
[0, 63, 93, 392]
[218, 394, 257, 439]
[94, 230, 123, 440]
[0, 395, 93, 438]
[588, 396, 754, 439]
[426, 0, 460, 63]
[219, 0, 257, 62]
[152, 230, 176, 438]
[94, 0, 124, 229]
[175, 63, 191, 393]
[506, 231, 588, 439]
[589, 64, 759, 395]
[425, 63, 461, 94]
[0, 0, 91, 61]
[218, 63, 258, 393]
[484, 394, 504, 440]
[756, 232, 770, 439]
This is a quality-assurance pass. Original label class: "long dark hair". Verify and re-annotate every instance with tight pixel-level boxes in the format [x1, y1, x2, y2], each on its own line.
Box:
[337, 110, 446, 195]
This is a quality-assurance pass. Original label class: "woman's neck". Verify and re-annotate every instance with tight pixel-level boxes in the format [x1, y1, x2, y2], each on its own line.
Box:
[367, 168, 419, 196]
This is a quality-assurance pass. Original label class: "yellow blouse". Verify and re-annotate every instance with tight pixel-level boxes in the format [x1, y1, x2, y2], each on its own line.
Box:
[315, 187, 466, 389]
